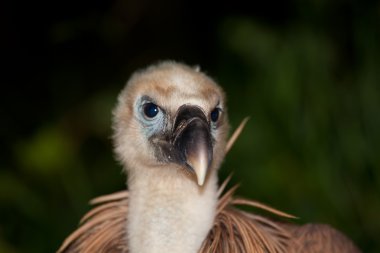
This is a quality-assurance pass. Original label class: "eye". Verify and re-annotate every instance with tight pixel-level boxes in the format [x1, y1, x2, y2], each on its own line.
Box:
[210, 108, 220, 122]
[143, 102, 159, 118]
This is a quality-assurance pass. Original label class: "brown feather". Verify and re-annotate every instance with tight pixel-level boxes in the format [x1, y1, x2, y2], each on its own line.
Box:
[58, 185, 361, 253]
[199, 184, 294, 253]
[225, 117, 250, 154]
[286, 223, 361, 252]
[58, 181, 296, 253]
[58, 192, 129, 253]
[58, 119, 361, 253]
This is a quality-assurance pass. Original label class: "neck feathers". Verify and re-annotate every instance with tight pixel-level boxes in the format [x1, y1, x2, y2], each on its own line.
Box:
[127, 168, 218, 253]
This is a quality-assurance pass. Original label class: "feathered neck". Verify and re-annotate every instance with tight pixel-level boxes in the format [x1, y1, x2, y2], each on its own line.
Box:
[126, 168, 218, 253]
[56, 176, 295, 253]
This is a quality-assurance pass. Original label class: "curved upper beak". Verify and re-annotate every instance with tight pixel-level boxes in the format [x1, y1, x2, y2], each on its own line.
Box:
[172, 105, 213, 186]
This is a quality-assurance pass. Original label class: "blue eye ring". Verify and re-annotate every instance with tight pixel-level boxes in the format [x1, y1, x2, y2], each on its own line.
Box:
[143, 102, 159, 118]
[210, 108, 220, 122]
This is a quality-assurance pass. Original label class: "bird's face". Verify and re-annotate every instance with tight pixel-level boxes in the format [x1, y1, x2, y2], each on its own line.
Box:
[113, 62, 229, 186]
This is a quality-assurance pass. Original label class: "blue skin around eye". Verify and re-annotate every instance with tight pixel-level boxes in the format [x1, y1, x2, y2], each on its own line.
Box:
[135, 98, 165, 137]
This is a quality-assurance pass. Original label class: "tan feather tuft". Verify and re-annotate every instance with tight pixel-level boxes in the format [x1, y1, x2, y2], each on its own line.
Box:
[199, 182, 294, 253]
[225, 117, 250, 154]
[57, 192, 129, 253]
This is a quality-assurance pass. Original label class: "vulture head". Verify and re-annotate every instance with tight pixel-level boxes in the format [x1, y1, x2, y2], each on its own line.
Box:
[113, 62, 229, 186]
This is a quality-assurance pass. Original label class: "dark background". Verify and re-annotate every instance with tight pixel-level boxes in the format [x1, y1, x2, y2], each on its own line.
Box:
[1, 0, 379, 252]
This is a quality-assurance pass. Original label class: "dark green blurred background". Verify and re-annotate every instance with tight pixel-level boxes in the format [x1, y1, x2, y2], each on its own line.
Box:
[2, 0, 379, 252]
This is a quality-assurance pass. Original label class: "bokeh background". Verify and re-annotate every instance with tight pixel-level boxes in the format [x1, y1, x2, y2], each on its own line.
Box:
[2, 0, 380, 252]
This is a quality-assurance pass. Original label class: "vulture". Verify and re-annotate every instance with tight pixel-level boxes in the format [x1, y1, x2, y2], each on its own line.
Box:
[58, 61, 361, 253]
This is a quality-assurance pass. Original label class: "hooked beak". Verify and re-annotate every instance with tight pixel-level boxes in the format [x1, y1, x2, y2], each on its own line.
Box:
[172, 105, 213, 186]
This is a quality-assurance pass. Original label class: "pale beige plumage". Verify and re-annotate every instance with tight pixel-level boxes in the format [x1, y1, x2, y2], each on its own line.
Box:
[58, 61, 361, 253]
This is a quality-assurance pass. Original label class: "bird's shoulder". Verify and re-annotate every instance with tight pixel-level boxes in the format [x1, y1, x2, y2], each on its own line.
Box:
[286, 223, 361, 253]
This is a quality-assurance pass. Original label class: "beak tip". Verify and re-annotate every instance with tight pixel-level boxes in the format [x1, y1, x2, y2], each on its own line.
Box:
[197, 176, 206, 186]
[186, 161, 208, 186]
[187, 151, 209, 187]
[194, 163, 208, 187]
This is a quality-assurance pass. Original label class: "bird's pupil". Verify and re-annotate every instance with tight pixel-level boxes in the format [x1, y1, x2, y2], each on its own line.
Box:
[211, 108, 220, 122]
[144, 103, 159, 118]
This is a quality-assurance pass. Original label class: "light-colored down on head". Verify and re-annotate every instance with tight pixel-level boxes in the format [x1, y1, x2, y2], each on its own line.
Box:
[112, 61, 229, 253]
